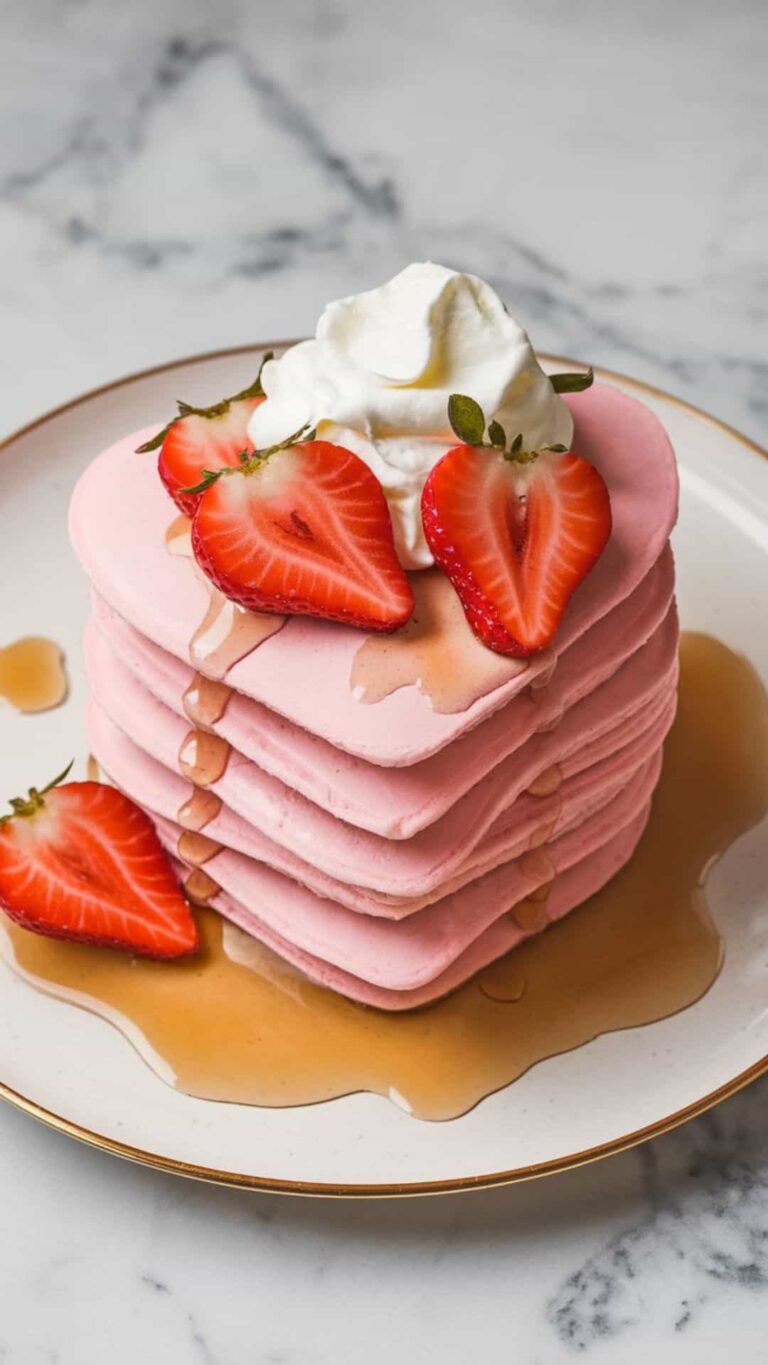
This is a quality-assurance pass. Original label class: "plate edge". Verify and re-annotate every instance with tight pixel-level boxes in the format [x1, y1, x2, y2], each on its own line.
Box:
[1, 345, 766, 1197]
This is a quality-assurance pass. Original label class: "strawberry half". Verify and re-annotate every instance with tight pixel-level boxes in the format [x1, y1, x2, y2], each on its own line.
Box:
[187, 431, 414, 632]
[0, 766, 198, 958]
[136, 356, 273, 516]
[422, 391, 611, 656]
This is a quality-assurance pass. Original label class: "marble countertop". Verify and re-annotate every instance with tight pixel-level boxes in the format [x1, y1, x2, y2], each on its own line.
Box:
[2, 0, 767, 1359]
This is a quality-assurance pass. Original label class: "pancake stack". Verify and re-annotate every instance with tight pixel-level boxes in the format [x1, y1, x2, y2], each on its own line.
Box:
[70, 382, 679, 1009]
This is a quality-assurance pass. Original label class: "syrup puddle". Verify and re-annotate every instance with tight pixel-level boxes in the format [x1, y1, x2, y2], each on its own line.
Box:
[0, 637, 68, 713]
[351, 569, 529, 713]
[3, 633, 767, 1120]
[164, 515, 285, 903]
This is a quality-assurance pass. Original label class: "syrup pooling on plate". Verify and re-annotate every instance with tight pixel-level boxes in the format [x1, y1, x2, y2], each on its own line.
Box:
[0, 637, 68, 714]
[4, 633, 766, 1122]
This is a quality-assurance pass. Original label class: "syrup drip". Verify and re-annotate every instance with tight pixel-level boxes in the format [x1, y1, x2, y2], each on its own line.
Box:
[176, 727, 228, 900]
[518, 848, 557, 889]
[4, 633, 764, 1122]
[184, 869, 221, 905]
[0, 637, 68, 714]
[86, 754, 100, 782]
[527, 764, 563, 797]
[510, 895, 551, 933]
[183, 673, 231, 729]
[178, 729, 230, 788]
[535, 702, 565, 735]
[478, 957, 527, 1004]
[164, 514, 193, 557]
[163, 515, 285, 683]
[527, 818, 559, 850]
[177, 831, 221, 866]
[351, 570, 528, 714]
[163, 514, 286, 904]
[177, 789, 223, 833]
[190, 595, 284, 682]
[528, 648, 556, 692]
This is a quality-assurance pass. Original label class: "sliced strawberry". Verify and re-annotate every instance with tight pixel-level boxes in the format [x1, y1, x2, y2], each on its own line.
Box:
[0, 767, 198, 958]
[189, 436, 414, 632]
[137, 358, 273, 516]
[157, 398, 263, 517]
[422, 394, 611, 656]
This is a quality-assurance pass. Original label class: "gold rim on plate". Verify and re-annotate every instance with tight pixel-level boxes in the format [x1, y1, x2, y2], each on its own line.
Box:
[1, 347, 766, 1199]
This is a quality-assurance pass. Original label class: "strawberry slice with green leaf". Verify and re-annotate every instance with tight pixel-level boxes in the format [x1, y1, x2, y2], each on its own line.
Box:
[186, 427, 414, 632]
[422, 378, 611, 656]
[136, 353, 274, 516]
[0, 765, 198, 958]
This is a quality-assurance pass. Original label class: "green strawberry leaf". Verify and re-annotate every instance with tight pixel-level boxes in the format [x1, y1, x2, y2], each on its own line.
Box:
[135, 420, 176, 453]
[488, 419, 507, 449]
[448, 394, 486, 446]
[136, 352, 275, 454]
[231, 351, 274, 401]
[550, 367, 594, 394]
[179, 468, 225, 496]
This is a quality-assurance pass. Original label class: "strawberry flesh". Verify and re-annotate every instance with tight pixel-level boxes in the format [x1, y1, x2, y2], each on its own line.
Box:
[0, 782, 198, 958]
[191, 440, 414, 632]
[422, 443, 612, 655]
[158, 397, 264, 517]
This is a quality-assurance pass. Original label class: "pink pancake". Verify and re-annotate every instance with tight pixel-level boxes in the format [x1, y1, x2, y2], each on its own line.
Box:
[205, 807, 650, 1009]
[147, 750, 662, 993]
[86, 616, 676, 900]
[92, 544, 675, 837]
[89, 678, 674, 916]
[69, 382, 678, 765]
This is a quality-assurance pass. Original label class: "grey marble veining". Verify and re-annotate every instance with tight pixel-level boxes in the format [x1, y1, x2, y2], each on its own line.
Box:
[2, 1079, 767, 1363]
[1, 1, 767, 1361]
[2, 0, 767, 438]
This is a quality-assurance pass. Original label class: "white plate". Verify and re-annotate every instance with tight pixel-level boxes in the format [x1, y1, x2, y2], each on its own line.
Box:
[1, 349, 766, 1197]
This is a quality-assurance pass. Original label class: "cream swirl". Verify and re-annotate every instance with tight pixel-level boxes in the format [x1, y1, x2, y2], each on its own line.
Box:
[249, 263, 573, 569]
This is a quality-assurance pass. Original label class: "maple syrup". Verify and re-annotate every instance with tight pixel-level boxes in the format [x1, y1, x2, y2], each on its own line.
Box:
[527, 764, 563, 797]
[177, 729, 230, 788]
[163, 515, 285, 901]
[0, 637, 67, 713]
[351, 569, 529, 713]
[163, 515, 285, 682]
[3, 633, 766, 1121]
[177, 788, 222, 832]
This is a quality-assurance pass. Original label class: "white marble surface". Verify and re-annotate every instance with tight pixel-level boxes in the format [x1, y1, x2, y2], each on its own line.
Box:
[2, 0, 767, 1359]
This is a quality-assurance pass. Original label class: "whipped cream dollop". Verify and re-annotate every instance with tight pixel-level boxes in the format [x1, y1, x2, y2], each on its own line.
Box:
[249, 263, 573, 569]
